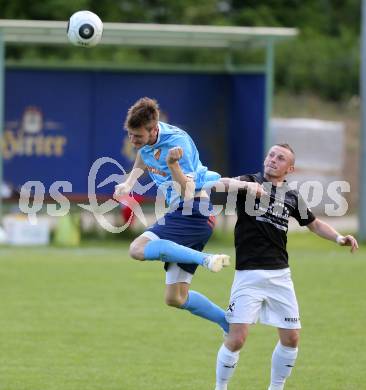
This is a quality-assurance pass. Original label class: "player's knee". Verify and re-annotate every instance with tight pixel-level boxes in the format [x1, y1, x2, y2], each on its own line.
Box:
[288, 333, 299, 348]
[227, 337, 245, 351]
[226, 332, 247, 351]
[282, 332, 300, 348]
[129, 240, 145, 260]
[165, 295, 186, 308]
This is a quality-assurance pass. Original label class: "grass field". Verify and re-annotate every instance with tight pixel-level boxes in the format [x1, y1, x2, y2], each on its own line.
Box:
[0, 234, 365, 390]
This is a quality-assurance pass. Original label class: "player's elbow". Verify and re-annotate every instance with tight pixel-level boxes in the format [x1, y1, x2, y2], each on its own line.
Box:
[307, 218, 320, 233]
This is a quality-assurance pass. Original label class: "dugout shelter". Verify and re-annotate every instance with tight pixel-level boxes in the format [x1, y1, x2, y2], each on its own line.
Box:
[0, 19, 297, 219]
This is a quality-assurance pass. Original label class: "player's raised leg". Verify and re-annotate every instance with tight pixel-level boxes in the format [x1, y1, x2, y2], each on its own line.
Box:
[165, 268, 229, 332]
[129, 234, 230, 272]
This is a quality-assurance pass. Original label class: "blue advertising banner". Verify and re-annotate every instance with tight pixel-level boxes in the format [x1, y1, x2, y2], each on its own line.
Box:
[3, 68, 265, 197]
[4, 69, 92, 194]
[228, 74, 266, 176]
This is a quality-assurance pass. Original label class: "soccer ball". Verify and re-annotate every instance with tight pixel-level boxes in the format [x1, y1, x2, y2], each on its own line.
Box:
[67, 11, 103, 47]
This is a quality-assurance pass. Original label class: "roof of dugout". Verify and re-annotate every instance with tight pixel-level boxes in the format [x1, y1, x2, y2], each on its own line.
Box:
[0, 19, 298, 223]
[0, 19, 297, 48]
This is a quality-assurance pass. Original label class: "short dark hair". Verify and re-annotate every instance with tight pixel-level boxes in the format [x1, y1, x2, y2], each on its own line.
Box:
[274, 143, 295, 155]
[124, 97, 159, 131]
[273, 143, 295, 164]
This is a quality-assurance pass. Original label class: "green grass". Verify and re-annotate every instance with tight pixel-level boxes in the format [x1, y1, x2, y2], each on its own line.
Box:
[0, 234, 365, 390]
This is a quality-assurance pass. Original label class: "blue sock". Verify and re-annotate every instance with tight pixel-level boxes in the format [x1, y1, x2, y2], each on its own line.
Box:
[181, 290, 229, 333]
[144, 239, 208, 265]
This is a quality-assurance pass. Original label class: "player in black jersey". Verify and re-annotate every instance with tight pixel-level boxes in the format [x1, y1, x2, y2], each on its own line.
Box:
[215, 144, 358, 390]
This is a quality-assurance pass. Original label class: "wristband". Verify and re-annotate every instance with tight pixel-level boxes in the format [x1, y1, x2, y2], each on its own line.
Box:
[336, 235, 345, 245]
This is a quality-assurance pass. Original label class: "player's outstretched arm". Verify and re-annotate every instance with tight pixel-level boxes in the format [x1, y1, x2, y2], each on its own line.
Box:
[166, 146, 195, 199]
[307, 218, 359, 253]
[218, 178, 267, 197]
[113, 152, 146, 199]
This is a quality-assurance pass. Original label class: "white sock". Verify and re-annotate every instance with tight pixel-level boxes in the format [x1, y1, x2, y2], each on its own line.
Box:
[268, 385, 285, 390]
[215, 344, 240, 389]
[215, 384, 227, 390]
[269, 342, 298, 390]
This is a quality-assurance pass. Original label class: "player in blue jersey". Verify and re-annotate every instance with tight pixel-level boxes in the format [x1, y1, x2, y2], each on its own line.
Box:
[113, 97, 231, 332]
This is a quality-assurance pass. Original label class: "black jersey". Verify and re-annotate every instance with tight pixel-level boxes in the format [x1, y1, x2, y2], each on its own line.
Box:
[234, 172, 315, 270]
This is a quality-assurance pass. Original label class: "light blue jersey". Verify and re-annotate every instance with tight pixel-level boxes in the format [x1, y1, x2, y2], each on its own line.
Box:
[139, 121, 220, 205]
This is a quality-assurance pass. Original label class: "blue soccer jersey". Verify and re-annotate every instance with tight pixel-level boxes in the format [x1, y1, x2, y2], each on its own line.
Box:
[139, 121, 220, 205]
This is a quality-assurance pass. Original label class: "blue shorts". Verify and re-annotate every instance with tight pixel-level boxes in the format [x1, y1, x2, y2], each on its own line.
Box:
[146, 198, 215, 275]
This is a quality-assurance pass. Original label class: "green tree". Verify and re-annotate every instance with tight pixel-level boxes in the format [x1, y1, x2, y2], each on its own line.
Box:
[0, 0, 361, 100]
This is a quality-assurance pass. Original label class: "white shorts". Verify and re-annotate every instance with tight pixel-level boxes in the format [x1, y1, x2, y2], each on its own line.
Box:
[165, 263, 194, 285]
[225, 268, 301, 329]
[140, 231, 193, 285]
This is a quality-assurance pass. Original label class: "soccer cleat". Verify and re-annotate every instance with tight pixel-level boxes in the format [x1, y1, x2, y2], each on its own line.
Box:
[203, 254, 230, 272]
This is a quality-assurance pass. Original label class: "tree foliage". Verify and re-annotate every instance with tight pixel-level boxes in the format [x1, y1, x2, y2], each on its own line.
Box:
[0, 0, 361, 100]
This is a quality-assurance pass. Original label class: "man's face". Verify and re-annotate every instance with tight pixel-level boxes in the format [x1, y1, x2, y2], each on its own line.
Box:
[264, 145, 295, 179]
[127, 125, 158, 149]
